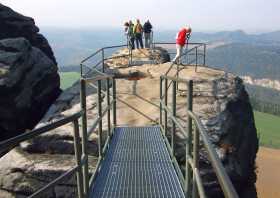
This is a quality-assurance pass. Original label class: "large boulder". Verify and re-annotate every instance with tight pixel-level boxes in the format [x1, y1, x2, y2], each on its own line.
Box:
[0, 38, 60, 140]
[0, 3, 56, 64]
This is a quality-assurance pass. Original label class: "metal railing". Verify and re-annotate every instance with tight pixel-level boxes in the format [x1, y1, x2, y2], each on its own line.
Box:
[0, 38, 239, 198]
[0, 111, 85, 198]
[0, 73, 116, 198]
[80, 39, 206, 78]
[159, 75, 239, 198]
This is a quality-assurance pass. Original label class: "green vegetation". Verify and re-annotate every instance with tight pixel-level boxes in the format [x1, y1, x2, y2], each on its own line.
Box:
[254, 111, 280, 149]
[59, 72, 80, 89]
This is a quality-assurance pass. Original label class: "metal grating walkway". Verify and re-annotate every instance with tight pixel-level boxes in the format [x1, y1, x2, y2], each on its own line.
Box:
[90, 126, 185, 198]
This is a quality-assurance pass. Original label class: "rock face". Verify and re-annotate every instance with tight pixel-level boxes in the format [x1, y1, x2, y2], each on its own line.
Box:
[0, 46, 258, 198]
[0, 4, 60, 141]
[0, 4, 56, 64]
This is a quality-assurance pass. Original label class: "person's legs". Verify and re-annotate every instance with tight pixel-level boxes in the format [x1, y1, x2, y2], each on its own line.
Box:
[144, 33, 148, 48]
[139, 34, 144, 49]
[172, 44, 182, 63]
[135, 34, 140, 49]
[130, 37, 135, 49]
[178, 45, 183, 64]
[144, 33, 150, 48]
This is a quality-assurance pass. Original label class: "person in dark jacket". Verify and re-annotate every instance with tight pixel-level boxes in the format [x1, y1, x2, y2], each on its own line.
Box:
[143, 20, 153, 48]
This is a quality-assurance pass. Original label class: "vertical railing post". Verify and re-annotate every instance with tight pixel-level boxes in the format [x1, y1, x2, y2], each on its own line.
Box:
[97, 80, 103, 158]
[164, 78, 168, 137]
[172, 80, 177, 157]
[106, 78, 111, 137]
[185, 80, 193, 196]
[112, 78, 117, 127]
[73, 119, 84, 198]
[195, 47, 198, 72]
[203, 44, 206, 66]
[159, 76, 163, 127]
[80, 78, 89, 197]
[102, 48, 105, 73]
[80, 63, 83, 77]
[192, 127, 199, 198]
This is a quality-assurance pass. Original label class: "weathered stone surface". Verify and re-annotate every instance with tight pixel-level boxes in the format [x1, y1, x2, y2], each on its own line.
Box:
[0, 47, 258, 198]
[0, 38, 61, 140]
[0, 3, 56, 64]
[105, 47, 170, 68]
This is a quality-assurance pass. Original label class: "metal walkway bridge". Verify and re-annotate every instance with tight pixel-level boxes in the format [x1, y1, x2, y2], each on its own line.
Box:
[90, 126, 184, 198]
[0, 42, 239, 198]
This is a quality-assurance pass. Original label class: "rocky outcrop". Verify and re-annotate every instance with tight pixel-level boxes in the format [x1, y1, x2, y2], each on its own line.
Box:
[105, 47, 170, 68]
[0, 4, 56, 64]
[176, 72, 259, 198]
[0, 46, 258, 198]
[0, 4, 60, 141]
[0, 38, 61, 140]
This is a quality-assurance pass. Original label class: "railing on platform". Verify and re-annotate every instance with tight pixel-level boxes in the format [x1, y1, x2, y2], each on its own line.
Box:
[79, 73, 117, 197]
[0, 111, 85, 198]
[80, 40, 206, 78]
[0, 39, 239, 198]
[159, 75, 239, 198]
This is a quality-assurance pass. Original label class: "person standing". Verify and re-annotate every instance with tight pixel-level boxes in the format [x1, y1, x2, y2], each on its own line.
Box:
[133, 19, 144, 49]
[172, 26, 192, 64]
[143, 20, 153, 48]
[128, 20, 135, 50]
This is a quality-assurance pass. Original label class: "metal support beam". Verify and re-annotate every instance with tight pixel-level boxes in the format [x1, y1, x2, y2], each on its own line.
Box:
[112, 78, 117, 127]
[192, 127, 199, 198]
[185, 80, 193, 196]
[73, 119, 84, 198]
[102, 48, 105, 73]
[159, 77, 163, 127]
[172, 80, 177, 157]
[97, 80, 103, 158]
[106, 79, 111, 137]
[80, 79, 89, 197]
[164, 78, 168, 137]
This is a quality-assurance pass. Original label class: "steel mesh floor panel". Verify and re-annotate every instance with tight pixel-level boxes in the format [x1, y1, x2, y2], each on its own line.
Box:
[90, 126, 185, 198]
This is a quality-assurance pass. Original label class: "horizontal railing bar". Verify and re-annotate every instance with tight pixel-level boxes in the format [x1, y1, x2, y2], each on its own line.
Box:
[103, 54, 130, 61]
[187, 110, 239, 198]
[173, 155, 187, 189]
[102, 136, 110, 155]
[102, 44, 127, 49]
[161, 75, 190, 84]
[194, 168, 207, 198]
[81, 48, 103, 63]
[28, 166, 78, 198]
[154, 42, 205, 46]
[0, 112, 82, 153]
[160, 101, 188, 137]
[89, 157, 102, 190]
[87, 101, 114, 137]
[83, 75, 113, 83]
[161, 126, 187, 191]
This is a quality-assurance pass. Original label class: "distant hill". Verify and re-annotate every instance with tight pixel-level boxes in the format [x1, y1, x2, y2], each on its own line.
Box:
[206, 43, 280, 80]
[41, 28, 280, 82]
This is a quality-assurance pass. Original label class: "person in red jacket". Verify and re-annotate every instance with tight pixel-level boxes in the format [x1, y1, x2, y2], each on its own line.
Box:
[172, 26, 192, 64]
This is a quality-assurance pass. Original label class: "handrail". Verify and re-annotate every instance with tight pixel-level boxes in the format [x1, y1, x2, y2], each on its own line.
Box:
[159, 76, 239, 198]
[0, 111, 82, 153]
[187, 111, 239, 198]
[80, 74, 117, 197]
[0, 111, 85, 198]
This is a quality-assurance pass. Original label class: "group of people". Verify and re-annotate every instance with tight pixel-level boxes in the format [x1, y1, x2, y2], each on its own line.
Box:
[124, 19, 153, 49]
[124, 20, 192, 65]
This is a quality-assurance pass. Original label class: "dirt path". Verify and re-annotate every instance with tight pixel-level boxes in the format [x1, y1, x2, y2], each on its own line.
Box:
[256, 147, 280, 198]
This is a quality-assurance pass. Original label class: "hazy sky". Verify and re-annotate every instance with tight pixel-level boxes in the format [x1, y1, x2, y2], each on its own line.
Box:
[1, 0, 280, 32]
